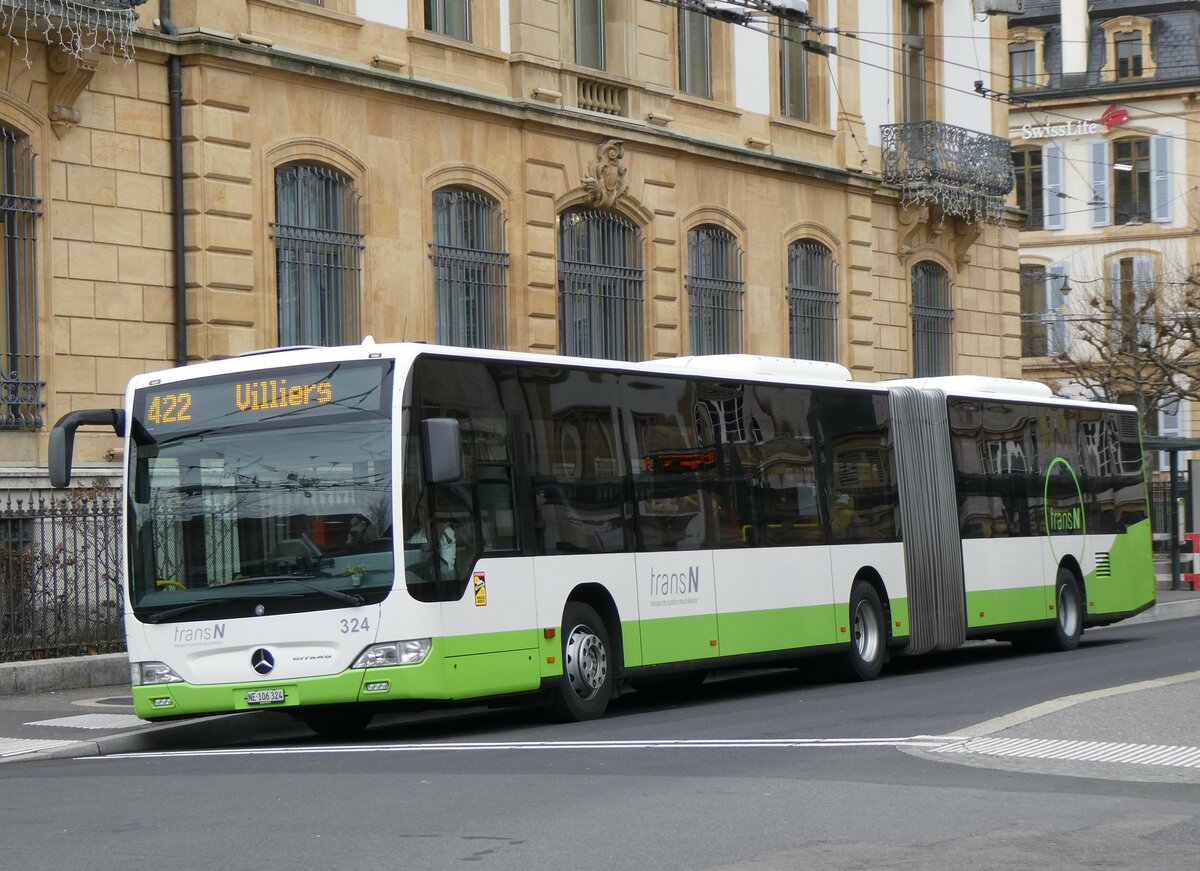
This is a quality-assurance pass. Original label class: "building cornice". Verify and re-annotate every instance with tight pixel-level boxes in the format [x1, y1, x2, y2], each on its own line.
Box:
[130, 29, 880, 194]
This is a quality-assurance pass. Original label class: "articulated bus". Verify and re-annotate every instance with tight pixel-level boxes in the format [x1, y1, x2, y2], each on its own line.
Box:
[49, 341, 1155, 732]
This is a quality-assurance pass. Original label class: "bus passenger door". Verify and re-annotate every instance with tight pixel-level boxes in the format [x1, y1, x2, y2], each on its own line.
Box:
[409, 367, 542, 699]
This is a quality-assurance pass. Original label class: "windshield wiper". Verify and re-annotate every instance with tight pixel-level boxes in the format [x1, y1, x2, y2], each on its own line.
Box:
[143, 575, 365, 624]
[217, 574, 366, 606]
[144, 598, 228, 625]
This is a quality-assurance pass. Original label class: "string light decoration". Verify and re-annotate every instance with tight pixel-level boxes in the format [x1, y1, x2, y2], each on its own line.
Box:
[0, 0, 145, 64]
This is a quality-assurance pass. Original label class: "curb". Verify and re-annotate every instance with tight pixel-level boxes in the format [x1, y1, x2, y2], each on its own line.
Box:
[6, 708, 311, 764]
[1109, 597, 1200, 626]
[0, 653, 128, 697]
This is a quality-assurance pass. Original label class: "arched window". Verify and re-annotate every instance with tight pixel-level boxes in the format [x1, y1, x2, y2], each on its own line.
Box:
[557, 206, 644, 361]
[430, 187, 508, 349]
[787, 240, 838, 362]
[912, 260, 953, 376]
[0, 125, 41, 430]
[687, 225, 743, 355]
[272, 162, 363, 347]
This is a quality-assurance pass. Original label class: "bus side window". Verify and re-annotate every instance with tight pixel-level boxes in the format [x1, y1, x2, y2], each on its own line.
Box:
[626, 376, 715, 552]
[817, 392, 899, 544]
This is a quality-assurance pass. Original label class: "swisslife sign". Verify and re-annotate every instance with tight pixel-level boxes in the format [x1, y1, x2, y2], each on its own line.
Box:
[1020, 105, 1131, 139]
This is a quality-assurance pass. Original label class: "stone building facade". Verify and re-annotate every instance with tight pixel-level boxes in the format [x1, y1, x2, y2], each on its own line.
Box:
[0, 0, 1021, 479]
[1008, 0, 1200, 476]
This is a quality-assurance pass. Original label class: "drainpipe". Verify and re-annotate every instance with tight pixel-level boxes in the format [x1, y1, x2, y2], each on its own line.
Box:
[160, 0, 187, 367]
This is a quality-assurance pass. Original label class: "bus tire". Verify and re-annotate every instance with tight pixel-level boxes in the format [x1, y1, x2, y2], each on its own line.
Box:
[1040, 568, 1084, 652]
[301, 706, 374, 739]
[842, 581, 886, 681]
[552, 602, 613, 721]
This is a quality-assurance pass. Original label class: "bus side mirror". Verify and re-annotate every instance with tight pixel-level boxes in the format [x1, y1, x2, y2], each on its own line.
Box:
[49, 408, 126, 489]
[422, 418, 463, 484]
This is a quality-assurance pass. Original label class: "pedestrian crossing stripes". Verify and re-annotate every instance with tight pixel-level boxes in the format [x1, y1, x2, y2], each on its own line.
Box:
[929, 736, 1200, 769]
[0, 738, 77, 759]
[24, 714, 142, 731]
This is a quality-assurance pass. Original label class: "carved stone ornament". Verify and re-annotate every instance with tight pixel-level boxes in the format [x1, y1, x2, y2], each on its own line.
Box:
[48, 46, 97, 139]
[583, 139, 628, 209]
[896, 203, 979, 267]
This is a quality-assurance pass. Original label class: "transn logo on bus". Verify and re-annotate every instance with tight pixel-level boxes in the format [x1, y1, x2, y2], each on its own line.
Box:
[648, 565, 702, 607]
[1048, 506, 1083, 532]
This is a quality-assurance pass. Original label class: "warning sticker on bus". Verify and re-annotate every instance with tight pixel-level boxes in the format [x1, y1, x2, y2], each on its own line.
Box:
[473, 572, 487, 607]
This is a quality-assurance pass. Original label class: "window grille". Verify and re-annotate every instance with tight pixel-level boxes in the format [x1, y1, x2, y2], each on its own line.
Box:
[558, 206, 644, 361]
[687, 226, 743, 355]
[272, 163, 363, 347]
[0, 126, 42, 430]
[430, 187, 509, 350]
[788, 240, 838, 362]
[912, 261, 953, 376]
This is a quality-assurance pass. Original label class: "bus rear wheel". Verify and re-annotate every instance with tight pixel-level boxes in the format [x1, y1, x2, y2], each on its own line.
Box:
[1041, 569, 1084, 652]
[552, 602, 613, 722]
[842, 581, 886, 681]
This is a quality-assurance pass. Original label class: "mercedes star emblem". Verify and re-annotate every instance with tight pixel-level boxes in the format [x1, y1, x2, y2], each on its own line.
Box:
[250, 648, 275, 675]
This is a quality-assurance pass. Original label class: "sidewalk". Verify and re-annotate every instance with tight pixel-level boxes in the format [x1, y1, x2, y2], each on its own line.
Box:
[2, 589, 1199, 764]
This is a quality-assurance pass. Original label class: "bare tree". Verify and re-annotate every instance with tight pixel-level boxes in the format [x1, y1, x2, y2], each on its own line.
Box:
[1047, 272, 1200, 422]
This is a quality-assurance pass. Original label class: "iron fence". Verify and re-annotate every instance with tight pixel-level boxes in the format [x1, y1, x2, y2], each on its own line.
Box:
[0, 487, 124, 662]
[1150, 479, 1187, 547]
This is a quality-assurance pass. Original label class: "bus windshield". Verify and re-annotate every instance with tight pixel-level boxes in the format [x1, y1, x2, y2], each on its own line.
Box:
[127, 360, 394, 620]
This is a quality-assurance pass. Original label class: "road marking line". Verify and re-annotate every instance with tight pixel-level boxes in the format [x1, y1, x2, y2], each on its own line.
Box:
[929, 736, 1200, 769]
[24, 714, 142, 730]
[0, 738, 78, 759]
[93, 736, 955, 761]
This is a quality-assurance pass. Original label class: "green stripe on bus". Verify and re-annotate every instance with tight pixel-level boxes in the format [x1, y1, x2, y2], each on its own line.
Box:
[1085, 518, 1155, 615]
[966, 586, 1050, 628]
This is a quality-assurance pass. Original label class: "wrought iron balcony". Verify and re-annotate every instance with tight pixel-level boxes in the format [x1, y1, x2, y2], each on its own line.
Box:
[881, 121, 1014, 226]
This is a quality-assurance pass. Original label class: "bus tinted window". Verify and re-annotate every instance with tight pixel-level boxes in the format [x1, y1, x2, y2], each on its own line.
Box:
[520, 366, 629, 555]
[815, 391, 899, 543]
[1080, 409, 1147, 533]
[625, 375, 720, 551]
[732, 384, 825, 547]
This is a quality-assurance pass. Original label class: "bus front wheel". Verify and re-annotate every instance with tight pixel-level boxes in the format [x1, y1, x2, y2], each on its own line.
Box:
[843, 581, 886, 681]
[552, 602, 613, 721]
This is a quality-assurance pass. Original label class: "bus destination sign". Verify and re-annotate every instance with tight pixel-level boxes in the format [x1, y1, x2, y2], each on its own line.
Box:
[135, 360, 392, 436]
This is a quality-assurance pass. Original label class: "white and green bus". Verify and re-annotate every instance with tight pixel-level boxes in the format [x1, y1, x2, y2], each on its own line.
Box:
[49, 341, 1155, 732]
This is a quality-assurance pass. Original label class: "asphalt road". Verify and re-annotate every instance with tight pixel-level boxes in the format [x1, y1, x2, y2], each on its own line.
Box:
[3, 616, 1199, 871]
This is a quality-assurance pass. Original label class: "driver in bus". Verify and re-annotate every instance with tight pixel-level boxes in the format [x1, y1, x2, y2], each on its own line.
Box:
[405, 493, 457, 577]
[346, 514, 378, 547]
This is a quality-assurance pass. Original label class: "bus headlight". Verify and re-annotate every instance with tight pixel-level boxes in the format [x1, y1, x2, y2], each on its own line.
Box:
[131, 661, 184, 686]
[352, 639, 431, 669]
